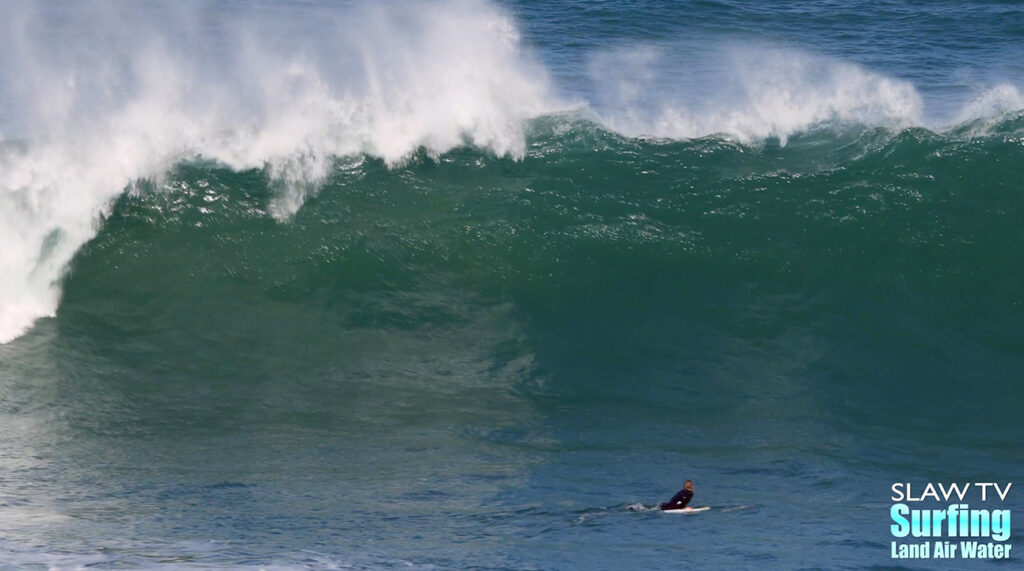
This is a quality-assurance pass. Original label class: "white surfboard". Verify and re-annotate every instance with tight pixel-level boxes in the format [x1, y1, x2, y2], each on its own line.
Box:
[662, 506, 710, 514]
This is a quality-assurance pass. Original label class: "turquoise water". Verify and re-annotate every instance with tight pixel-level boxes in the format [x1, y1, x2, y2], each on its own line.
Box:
[1, 1, 1022, 568]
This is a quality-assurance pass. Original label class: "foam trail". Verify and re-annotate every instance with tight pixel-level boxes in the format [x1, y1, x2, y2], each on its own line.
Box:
[0, 0, 556, 343]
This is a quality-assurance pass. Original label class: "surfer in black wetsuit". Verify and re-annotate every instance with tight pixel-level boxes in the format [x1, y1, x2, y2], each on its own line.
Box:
[660, 480, 694, 510]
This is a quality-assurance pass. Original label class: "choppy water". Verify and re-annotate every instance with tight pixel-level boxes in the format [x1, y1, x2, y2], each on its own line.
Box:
[1, 1, 1022, 568]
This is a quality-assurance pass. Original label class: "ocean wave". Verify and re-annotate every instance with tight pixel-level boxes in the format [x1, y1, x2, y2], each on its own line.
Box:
[1, 0, 1023, 344]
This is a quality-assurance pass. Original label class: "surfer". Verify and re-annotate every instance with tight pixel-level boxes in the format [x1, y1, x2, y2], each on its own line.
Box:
[660, 480, 694, 511]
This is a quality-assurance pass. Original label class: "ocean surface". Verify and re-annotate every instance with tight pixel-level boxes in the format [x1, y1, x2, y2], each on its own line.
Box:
[1, 1, 1022, 568]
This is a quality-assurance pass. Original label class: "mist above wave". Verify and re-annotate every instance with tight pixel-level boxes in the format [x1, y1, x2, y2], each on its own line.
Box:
[587, 42, 924, 144]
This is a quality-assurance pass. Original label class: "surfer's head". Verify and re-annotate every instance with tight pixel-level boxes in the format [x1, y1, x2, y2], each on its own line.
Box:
[684, 480, 693, 491]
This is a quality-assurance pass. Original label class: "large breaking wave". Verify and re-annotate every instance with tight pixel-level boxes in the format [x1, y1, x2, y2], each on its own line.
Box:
[1, 0, 1022, 344]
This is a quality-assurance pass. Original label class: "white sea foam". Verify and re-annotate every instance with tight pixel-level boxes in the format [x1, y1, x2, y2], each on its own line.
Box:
[0, 0, 556, 343]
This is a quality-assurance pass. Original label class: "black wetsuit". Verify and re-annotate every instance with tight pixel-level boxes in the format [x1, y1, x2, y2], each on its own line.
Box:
[660, 488, 693, 510]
